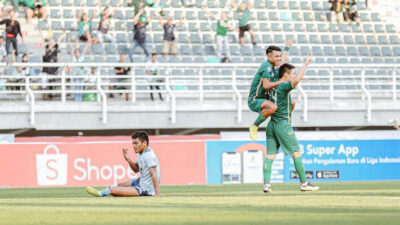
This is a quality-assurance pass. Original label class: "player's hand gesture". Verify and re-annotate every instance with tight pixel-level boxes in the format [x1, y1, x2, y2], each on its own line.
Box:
[123, 148, 131, 162]
[304, 56, 312, 65]
[285, 38, 292, 47]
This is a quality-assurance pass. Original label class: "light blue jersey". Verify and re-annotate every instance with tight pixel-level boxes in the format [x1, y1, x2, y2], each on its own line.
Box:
[136, 148, 161, 196]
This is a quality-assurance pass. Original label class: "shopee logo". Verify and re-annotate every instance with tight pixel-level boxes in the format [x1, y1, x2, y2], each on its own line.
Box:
[73, 158, 136, 185]
[36, 145, 68, 186]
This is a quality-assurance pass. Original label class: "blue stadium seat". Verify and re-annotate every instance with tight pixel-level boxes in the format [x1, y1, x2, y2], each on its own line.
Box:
[335, 46, 346, 56]
[358, 47, 370, 56]
[370, 47, 381, 56]
[347, 47, 358, 56]
[332, 35, 343, 44]
[297, 34, 308, 44]
[324, 46, 335, 56]
[392, 47, 400, 56]
[386, 24, 396, 33]
[294, 23, 305, 32]
[321, 35, 332, 44]
[190, 34, 201, 44]
[367, 35, 377, 45]
[344, 35, 355, 44]
[193, 46, 204, 56]
[311, 46, 323, 56]
[378, 36, 389, 45]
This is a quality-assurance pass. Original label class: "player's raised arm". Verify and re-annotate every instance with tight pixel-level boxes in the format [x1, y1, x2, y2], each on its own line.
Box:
[262, 77, 283, 90]
[149, 167, 161, 197]
[279, 38, 292, 67]
[123, 148, 139, 172]
[291, 57, 311, 88]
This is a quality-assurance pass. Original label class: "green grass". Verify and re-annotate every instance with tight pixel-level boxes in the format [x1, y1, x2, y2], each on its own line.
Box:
[1, 181, 400, 225]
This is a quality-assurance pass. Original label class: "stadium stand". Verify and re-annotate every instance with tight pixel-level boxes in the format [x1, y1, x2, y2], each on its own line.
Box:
[0, 0, 399, 130]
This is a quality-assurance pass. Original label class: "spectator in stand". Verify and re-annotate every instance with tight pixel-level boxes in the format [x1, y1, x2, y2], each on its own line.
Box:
[127, 0, 160, 16]
[221, 56, 231, 63]
[26, 0, 47, 24]
[202, 8, 234, 61]
[42, 32, 65, 100]
[69, 42, 89, 101]
[0, 1, 16, 19]
[146, 53, 163, 101]
[83, 67, 99, 102]
[113, 53, 131, 101]
[0, 36, 11, 63]
[77, 9, 98, 44]
[349, 0, 360, 25]
[129, 9, 155, 62]
[8, 52, 36, 91]
[96, 0, 121, 44]
[231, 0, 255, 46]
[159, 11, 183, 57]
[343, 0, 352, 24]
[335, 0, 343, 25]
[0, 9, 23, 55]
[328, 0, 336, 23]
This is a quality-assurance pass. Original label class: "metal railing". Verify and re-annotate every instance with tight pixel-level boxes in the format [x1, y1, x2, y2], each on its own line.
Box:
[0, 63, 399, 125]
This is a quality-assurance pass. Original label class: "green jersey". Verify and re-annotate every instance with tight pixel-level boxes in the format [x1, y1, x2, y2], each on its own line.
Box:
[236, 8, 250, 27]
[216, 20, 228, 36]
[248, 60, 279, 102]
[271, 82, 294, 124]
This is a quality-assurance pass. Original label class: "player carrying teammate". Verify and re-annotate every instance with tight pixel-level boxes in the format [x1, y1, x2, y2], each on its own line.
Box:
[248, 39, 292, 140]
[86, 131, 161, 197]
[263, 57, 319, 193]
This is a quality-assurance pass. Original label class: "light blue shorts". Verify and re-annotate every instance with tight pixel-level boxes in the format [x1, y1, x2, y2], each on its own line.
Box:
[130, 178, 151, 196]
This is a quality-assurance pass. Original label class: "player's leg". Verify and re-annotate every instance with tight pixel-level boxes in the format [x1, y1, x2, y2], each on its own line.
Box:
[276, 124, 319, 191]
[248, 28, 256, 45]
[260, 100, 277, 118]
[263, 122, 278, 193]
[239, 27, 245, 46]
[87, 179, 138, 197]
[110, 186, 140, 197]
[249, 100, 277, 140]
[248, 99, 266, 140]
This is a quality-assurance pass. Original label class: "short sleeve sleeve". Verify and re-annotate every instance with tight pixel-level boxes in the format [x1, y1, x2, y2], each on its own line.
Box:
[261, 65, 273, 79]
[281, 82, 293, 92]
[146, 153, 158, 168]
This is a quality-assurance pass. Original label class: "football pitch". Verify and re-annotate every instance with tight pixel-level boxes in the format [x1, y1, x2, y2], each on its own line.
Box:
[1, 181, 399, 225]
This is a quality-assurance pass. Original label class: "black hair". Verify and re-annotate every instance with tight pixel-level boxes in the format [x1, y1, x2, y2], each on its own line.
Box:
[279, 63, 295, 79]
[0, 36, 3, 40]
[131, 131, 149, 145]
[266, 46, 282, 55]
[152, 53, 157, 56]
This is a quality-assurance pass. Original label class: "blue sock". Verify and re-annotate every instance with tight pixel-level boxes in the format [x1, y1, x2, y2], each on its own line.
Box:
[99, 186, 112, 197]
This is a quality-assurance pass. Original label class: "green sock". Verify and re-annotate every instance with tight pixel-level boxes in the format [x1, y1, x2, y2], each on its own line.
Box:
[253, 113, 267, 127]
[263, 158, 274, 184]
[293, 157, 307, 183]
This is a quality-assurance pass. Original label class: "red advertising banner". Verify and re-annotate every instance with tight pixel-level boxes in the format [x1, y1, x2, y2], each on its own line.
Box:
[0, 141, 206, 188]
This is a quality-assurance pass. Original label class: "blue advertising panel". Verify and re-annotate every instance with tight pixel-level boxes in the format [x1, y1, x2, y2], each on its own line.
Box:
[285, 140, 400, 182]
[206, 140, 400, 184]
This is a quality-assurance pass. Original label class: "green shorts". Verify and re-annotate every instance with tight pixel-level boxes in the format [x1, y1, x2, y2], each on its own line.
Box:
[248, 98, 267, 113]
[266, 121, 299, 156]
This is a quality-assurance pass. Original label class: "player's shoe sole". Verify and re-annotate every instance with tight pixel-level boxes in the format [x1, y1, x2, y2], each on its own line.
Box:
[86, 186, 100, 197]
[300, 182, 320, 192]
[249, 125, 258, 140]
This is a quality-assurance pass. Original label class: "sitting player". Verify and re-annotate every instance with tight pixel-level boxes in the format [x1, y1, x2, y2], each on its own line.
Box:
[263, 57, 319, 193]
[86, 131, 161, 197]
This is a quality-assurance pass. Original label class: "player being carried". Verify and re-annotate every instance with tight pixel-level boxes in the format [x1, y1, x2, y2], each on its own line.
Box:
[263, 57, 319, 193]
[248, 39, 293, 140]
[86, 131, 161, 197]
